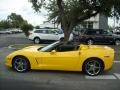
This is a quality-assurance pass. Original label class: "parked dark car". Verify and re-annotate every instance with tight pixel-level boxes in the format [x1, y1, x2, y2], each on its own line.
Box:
[77, 29, 120, 45]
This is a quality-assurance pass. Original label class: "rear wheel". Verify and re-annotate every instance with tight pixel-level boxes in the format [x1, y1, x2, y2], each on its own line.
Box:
[82, 59, 104, 76]
[60, 37, 64, 41]
[115, 39, 120, 46]
[12, 56, 30, 72]
[87, 39, 94, 45]
[34, 37, 41, 44]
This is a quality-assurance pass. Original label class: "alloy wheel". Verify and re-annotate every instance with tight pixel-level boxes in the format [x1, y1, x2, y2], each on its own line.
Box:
[87, 40, 94, 45]
[84, 60, 103, 76]
[13, 57, 29, 72]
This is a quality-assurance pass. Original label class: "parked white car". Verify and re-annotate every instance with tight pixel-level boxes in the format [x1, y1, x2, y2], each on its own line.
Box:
[0, 30, 12, 34]
[28, 29, 73, 44]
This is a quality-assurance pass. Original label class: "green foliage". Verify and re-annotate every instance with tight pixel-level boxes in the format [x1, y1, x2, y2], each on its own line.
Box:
[20, 23, 33, 36]
[0, 13, 33, 32]
[30, 0, 120, 23]
[0, 20, 11, 29]
[29, 0, 120, 41]
[7, 13, 25, 28]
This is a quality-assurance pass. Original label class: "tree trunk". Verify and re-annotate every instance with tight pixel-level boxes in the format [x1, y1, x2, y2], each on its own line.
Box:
[63, 29, 71, 42]
[62, 22, 75, 43]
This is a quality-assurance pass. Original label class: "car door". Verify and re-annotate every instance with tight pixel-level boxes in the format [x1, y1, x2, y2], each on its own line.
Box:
[38, 50, 80, 70]
[46, 30, 59, 40]
[101, 31, 114, 43]
[92, 30, 103, 42]
[86, 30, 104, 43]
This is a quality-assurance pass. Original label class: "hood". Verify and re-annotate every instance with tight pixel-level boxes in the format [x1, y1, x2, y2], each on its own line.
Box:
[21, 45, 43, 52]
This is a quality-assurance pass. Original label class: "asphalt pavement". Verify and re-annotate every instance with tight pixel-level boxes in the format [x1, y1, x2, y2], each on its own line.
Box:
[0, 33, 32, 48]
[0, 33, 120, 90]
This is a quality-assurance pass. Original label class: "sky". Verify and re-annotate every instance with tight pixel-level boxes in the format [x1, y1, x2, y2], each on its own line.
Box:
[0, 0, 48, 26]
[0, 0, 119, 27]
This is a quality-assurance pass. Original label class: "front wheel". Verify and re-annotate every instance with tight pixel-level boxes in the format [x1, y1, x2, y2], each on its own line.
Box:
[82, 59, 104, 76]
[12, 56, 30, 72]
[115, 39, 120, 46]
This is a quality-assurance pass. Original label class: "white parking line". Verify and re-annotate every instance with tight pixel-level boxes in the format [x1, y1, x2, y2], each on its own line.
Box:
[85, 75, 116, 79]
[114, 61, 120, 63]
[114, 73, 120, 79]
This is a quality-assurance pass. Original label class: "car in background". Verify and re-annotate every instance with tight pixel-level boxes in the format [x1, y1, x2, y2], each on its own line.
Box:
[0, 30, 12, 34]
[10, 29, 23, 34]
[5, 41, 114, 76]
[78, 29, 120, 45]
[28, 28, 73, 44]
[113, 31, 120, 36]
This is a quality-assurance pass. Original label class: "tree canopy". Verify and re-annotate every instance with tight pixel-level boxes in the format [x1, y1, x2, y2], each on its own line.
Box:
[7, 13, 25, 28]
[29, 0, 120, 41]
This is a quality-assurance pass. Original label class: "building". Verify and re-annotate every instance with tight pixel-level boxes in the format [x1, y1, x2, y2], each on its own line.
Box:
[79, 14, 108, 30]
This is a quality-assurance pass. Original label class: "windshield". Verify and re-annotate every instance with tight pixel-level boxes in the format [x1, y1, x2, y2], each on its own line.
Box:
[40, 41, 60, 52]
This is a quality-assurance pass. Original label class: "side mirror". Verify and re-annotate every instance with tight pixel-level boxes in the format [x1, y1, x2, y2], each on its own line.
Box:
[50, 50, 56, 54]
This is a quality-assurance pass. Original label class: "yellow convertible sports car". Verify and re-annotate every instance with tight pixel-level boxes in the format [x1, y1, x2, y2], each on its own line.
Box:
[5, 41, 114, 76]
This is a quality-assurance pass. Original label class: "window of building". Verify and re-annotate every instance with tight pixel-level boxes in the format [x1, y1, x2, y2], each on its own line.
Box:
[88, 22, 93, 29]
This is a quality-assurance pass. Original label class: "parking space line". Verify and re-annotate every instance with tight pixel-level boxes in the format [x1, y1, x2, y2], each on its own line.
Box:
[114, 61, 120, 63]
[114, 73, 120, 79]
[85, 75, 116, 79]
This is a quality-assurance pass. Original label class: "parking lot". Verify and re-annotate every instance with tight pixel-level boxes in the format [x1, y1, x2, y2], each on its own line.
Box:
[0, 33, 120, 90]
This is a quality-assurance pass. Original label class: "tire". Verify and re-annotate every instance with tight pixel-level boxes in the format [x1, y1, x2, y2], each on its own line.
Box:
[87, 39, 94, 45]
[34, 37, 41, 44]
[114, 39, 120, 46]
[12, 56, 30, 72]
[60, 37, 64, 41]
[82, 58, 104, 76]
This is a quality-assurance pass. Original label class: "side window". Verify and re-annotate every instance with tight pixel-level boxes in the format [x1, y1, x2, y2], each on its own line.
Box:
[101, 31, 108, 35]
[56, 45, 75, 52]
[95, 31, 101, 35]
[47, 30, 56, 34]
[42, 30, 47, 34]
[34, 30, 42, 33]
[85, 30, 96, 35]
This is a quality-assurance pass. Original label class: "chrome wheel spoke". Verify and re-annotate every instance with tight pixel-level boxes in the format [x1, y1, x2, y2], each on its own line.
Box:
[86, 60, 101, 75]
[14, 57, 27, 72]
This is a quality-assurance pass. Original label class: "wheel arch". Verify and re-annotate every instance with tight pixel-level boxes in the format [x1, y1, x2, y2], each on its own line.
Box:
[86, 38, 94, 41]
[34, 36, 40, 40]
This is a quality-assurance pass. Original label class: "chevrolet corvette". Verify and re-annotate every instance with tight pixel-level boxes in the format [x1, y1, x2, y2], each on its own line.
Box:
[5, 41, 114, 76]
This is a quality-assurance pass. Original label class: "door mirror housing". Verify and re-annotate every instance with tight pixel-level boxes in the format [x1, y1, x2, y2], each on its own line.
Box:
[50, 50, 56, 54]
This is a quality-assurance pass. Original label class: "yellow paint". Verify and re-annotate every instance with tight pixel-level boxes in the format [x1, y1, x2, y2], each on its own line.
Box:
[5, 44, 114, 71]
